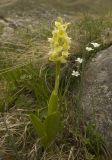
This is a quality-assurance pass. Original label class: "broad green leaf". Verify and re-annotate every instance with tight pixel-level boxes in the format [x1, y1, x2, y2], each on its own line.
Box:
[30, 114, 47, 146]
[48, 90, 58, 115]
[45, 111, 61, 144]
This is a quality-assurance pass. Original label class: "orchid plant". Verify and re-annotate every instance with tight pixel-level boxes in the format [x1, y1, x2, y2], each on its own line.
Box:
[29, 16, 101, 148]
[30, 17, 71, 147]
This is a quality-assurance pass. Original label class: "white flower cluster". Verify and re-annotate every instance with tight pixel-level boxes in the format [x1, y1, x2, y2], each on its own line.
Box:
[86, 42, 100, 52]
[72, 57, 83, 77]
[71, 42, 100, 77]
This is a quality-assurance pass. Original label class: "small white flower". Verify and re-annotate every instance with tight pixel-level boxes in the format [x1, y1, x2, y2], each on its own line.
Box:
[91, 42, 100, 48]
[75, 57, 83, 63]
[72, 70, 80, 77]
[86, 47, 94, 51]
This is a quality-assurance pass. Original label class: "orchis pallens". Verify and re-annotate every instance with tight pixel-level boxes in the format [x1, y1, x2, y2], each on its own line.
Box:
[48, 17, 71, 63]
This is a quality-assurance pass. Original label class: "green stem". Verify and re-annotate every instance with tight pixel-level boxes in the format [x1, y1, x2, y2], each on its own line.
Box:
[54, 61, 60, 94]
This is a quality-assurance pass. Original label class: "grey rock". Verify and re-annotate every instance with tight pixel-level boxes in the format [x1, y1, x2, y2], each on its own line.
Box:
[81, 46, 112, 156]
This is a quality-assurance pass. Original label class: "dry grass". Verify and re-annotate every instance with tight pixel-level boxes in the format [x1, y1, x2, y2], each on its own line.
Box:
[0, 106, 85, 160]
[0, 109, 30, 159]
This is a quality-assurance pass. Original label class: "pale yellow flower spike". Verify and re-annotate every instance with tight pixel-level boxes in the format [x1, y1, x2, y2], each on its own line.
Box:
[48, 17, 71, 63]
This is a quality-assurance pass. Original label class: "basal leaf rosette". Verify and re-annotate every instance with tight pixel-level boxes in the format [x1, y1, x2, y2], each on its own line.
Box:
[48, 17, 71, 63]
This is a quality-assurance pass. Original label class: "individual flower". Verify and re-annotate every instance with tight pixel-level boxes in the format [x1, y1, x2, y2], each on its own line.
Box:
[86, 47, 94, 51]
[72, 70, 80, 77]
[75, 57, 83, 63]
[91, 42, 100, 48]
[48, 17, 71, 63]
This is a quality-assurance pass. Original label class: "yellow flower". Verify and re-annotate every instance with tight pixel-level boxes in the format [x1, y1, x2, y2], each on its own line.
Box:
[48, 17, 71, 63]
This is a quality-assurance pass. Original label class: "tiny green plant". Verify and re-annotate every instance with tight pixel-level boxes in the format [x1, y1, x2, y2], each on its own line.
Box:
[30, 17, 71, 147]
